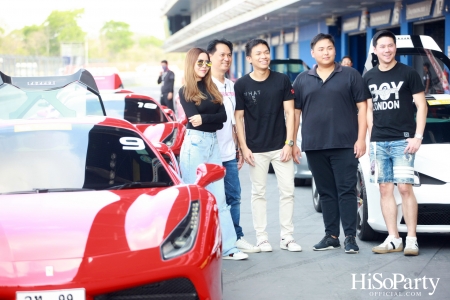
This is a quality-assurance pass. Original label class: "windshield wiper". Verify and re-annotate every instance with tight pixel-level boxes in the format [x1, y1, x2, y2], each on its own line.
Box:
[1, 188, 95, 195]
[106, 182, 169, 190]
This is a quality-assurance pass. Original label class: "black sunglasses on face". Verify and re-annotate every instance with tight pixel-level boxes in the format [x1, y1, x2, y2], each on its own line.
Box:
[197, 60, 212, 67]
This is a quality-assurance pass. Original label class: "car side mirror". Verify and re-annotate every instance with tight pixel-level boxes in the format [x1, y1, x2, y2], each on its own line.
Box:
[154, 142, 180, 175]
[195, 163, 226, 187]
[163, 108, 175, 121]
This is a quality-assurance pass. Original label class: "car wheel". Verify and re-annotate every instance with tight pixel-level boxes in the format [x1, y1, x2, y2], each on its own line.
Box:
[294, 178, 306, 186]
[268, 163, 275, 173]
[312, 177, 322, 212]
[356, 164, 380, 241]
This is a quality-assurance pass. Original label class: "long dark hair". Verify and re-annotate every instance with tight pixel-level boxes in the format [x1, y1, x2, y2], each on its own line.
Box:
[183, 47, 222, 106]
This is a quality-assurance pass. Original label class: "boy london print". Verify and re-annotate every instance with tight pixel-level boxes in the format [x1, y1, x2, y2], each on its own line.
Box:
[368, 81, 404, 111]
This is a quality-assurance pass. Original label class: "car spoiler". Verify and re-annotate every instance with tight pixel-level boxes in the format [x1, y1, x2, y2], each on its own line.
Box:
[0, 69, 100, 95]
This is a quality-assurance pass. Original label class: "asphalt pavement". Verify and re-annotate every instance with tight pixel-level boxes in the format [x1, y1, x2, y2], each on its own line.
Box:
[222, 164, 450, 300]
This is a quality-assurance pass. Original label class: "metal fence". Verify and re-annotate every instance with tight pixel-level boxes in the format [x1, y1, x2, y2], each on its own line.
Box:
[0, 55, 66, 77]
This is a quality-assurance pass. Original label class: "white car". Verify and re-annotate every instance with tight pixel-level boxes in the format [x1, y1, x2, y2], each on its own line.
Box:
[313, 35, 450, 240]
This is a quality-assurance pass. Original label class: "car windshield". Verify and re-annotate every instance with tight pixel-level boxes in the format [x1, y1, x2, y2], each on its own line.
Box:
[364, 46, 450, 95]
[397, 48, 449, 95]
[101, 95, 168, 124]
[269, 60, 309, 83]
[0, 82, 104, 120]
[0, 123, 173, 194]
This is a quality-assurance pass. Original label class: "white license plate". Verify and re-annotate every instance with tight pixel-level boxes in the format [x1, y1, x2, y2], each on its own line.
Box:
[16, 288, 85, 300]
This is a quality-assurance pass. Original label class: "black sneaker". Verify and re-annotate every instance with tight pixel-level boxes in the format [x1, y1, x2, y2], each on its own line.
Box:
[344, 235, 359, 254]
[313, 234, 341, 251]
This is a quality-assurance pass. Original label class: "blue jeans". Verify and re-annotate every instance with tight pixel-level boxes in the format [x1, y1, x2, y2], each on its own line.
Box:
[180, 129, 238, 256]
[223, 159, 243, 240]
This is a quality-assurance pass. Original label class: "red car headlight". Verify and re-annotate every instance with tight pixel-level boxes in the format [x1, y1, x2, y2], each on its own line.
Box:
[161, 200, 200, 260]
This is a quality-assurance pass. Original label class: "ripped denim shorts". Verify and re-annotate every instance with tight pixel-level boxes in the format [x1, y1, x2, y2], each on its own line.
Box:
[369, 139, 415, 184]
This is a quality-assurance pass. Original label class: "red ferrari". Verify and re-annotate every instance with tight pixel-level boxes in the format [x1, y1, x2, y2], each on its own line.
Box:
[0, 71, 223, 300]
[93, 74, 186, 158]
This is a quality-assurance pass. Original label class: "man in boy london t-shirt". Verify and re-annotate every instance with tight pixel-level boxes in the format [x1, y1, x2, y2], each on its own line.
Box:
[234, 38, 302, 252]
[363, 30, 427, 256]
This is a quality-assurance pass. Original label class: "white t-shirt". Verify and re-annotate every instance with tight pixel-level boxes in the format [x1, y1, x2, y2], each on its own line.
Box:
[212, 76, 236, 162]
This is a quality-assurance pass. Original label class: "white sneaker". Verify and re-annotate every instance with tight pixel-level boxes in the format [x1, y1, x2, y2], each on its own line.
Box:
[235, 237, 261, 253]
[280, 238, 302, 252]
[222, 251, 248, 260]
[257, 240, 273, 252]
[404, 237, 419, 256]
[372, 235, 403, 254]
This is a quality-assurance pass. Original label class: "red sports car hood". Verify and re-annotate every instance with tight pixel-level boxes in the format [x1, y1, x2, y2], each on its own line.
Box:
[0, 188, 181, 263]
[0, 191, 120, 263]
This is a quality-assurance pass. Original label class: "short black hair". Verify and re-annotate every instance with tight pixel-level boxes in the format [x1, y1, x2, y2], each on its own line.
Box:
[245, 39, 270, 56]
[207, 39, 233, 54]
[310, 33, 335, 49]
[372, 30, 396, 47]
[341, 55, 353, 63]
[161, 60, 168, 64]
[424, 62, 430, 69]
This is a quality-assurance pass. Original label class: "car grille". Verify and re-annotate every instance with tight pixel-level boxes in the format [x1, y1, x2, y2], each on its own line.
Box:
[400, 204, 450, 225]
[94, 278, 199, 300]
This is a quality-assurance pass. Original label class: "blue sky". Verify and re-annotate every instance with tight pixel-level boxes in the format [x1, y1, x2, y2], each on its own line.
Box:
[0, 0, 166, 39]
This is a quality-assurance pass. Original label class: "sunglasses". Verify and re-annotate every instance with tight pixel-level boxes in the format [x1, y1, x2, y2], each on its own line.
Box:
[197, 60, 212, 67]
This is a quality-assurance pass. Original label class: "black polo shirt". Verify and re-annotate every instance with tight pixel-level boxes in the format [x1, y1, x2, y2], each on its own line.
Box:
[293, 63, 371, 151]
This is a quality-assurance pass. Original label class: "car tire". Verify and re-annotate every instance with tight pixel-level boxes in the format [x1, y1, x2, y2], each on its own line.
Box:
[356, 164, 380, 241]
[268, 163, 275, 173]
[312, 177, 322, 212]
[294, 178, 306, 186]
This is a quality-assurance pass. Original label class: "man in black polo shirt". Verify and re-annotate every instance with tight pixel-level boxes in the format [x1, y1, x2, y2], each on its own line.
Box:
[293, 33, 371, 253]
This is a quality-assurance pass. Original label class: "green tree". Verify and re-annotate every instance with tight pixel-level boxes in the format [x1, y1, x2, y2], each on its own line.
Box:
[44, 9, 86, 56]
[138, 36, 163, 48]
[101, 21, 134, 55]
[22, 25, 47, 56]
[0, 29, 27, 55]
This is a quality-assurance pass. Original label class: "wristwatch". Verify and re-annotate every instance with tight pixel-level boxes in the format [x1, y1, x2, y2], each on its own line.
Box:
[285, 140, 294, 147]
[414, 134, 423, 140]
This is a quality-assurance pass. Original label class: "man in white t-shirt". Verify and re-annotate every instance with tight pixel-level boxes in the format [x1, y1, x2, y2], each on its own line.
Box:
[207, 39, 260, 253]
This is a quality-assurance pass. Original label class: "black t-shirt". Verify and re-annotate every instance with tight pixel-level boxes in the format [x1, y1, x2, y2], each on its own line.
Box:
[179, 81, 226, 132]
[235, 71, 294, 153]
[363, 62, 424, 141]
[293, 63, 371, 151]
